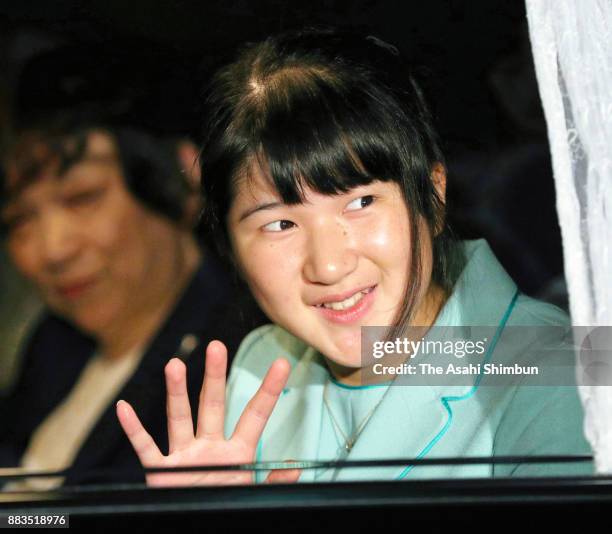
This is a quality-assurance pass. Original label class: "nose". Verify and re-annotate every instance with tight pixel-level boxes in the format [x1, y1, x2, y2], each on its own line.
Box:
[302, 219, 358, 285]
[38, 208, 80, 271]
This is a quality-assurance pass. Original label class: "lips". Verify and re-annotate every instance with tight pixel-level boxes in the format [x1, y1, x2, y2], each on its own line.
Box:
[311, 285, 377, 307]
[313, 285, 377, 325]
[55, 277, 98, 300]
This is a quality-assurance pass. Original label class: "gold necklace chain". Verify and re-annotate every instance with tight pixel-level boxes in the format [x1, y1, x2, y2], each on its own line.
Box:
[322, 380, 388, 454]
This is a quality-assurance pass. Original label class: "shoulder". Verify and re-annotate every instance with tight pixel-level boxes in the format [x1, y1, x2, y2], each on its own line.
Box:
[16, 313, 93, 375]
[10, 313, 93, 395]
[509, 293, 570, 327]
[495, 293, 573, 372]
[498, 293, 571, 360]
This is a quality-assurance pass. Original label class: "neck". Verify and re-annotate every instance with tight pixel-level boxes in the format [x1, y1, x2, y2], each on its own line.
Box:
[99, 234, 201, 360]
[327, 282, 447, 387]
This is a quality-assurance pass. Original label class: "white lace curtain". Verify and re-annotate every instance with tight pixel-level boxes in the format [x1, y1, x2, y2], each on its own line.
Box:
[526, 0, 612, 473]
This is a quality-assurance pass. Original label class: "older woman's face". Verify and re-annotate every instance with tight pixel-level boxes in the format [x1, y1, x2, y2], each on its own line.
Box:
[1, 131, 185, 337]
[228, 164, 432, 370]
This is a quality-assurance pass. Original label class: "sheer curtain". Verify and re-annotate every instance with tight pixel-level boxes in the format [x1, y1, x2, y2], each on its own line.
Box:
[526, 0, 612, 473]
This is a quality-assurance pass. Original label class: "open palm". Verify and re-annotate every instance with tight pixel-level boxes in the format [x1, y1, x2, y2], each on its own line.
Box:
[116, 340, 299, 486]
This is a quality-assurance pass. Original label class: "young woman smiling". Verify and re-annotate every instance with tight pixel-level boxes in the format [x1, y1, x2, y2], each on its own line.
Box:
[116, 28, 591, 485]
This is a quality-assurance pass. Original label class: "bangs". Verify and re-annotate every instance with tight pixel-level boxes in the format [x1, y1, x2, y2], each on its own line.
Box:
[247, 74, 409, 204]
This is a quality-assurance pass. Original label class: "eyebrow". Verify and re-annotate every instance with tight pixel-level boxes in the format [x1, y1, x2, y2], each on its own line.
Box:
[238, 201, 285, 222]
[3, 161, 114, 206]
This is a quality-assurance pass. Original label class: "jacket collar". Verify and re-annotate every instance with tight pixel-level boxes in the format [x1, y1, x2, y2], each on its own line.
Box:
[67, 254, 232, 483]
[435, 239, 518, 327]
[340, 240, 520, 480]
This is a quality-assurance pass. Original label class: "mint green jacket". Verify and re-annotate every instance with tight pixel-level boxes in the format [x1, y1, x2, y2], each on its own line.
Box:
[224, 240, 592, 481]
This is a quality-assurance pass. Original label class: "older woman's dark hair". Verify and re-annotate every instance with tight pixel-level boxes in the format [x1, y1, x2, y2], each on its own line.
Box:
[0, 116, 193, 230]
[200, 27, 463, 329]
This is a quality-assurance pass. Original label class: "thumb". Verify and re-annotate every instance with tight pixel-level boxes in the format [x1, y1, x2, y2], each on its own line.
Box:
[265, 459, 301, 484]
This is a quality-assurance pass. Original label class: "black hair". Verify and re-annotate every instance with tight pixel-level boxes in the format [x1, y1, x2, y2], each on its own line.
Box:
[0, 114, 194, 233]
[200, 27, 464, 328]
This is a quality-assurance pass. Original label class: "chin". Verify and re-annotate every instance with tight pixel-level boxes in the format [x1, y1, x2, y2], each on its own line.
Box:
[70, 308, 114, 338]
[44, 296, 106, 336]
[324, 345, 364, 369]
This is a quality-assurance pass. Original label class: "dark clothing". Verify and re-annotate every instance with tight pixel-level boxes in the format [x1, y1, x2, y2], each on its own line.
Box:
[0, 255, 265, 486]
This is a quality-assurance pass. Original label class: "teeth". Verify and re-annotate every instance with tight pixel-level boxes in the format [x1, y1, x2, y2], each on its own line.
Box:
[321, 288, 372, 311]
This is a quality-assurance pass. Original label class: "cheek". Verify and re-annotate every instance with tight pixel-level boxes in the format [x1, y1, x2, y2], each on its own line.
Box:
[236, 240, 302, 310]
[360, 213, 411, 270]
[92, 204, 152, 274]
[7, 239, 40, 281]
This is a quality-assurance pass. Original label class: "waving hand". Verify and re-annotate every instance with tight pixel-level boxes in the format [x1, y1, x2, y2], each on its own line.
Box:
[116, 340, 300, 486]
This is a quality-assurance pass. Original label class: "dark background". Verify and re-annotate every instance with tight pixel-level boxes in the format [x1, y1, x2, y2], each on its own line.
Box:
[0, 0, 566, 387]
[0, 0, 540, 148]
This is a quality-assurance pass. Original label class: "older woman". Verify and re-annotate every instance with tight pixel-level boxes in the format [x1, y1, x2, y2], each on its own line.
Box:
[0, 117, 262, 488]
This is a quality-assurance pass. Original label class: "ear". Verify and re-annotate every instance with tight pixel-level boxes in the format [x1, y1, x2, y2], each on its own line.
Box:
[176, 140, 202, 228]
[430, 162, 447, 237]
[431, 162, 447, 204]
[177, 140, 201, 187]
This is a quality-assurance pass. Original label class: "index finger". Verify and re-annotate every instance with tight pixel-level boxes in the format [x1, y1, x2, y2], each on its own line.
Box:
[231, 358, 290, 450]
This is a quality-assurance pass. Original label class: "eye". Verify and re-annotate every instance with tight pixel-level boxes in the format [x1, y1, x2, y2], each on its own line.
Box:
[63, 188, 105, 208]
[2, 211, 35, 233]
[345, 195, 375, 212]
[262, 220, 296, 233]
